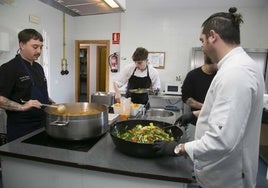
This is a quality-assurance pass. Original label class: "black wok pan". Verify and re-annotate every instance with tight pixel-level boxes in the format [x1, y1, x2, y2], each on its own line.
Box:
[110, 119, 183, 158]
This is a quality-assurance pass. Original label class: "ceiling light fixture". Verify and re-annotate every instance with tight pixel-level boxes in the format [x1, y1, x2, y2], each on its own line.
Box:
[104, 0, 119, 8]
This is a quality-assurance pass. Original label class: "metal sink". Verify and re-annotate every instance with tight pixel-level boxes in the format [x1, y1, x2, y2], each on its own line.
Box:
[145, 108, 176, 124]
[131, 108, 176, 122]
[146, 108, 175, 117]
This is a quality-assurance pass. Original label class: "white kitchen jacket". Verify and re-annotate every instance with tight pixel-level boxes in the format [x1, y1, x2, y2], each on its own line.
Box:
[185, 47, 265, 188]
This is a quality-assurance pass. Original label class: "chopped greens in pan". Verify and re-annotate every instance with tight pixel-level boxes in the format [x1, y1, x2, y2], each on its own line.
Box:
[115, 123, 174, 143]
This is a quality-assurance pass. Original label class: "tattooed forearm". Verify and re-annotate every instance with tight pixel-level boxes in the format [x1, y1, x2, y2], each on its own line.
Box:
[0, 96, 24, 111]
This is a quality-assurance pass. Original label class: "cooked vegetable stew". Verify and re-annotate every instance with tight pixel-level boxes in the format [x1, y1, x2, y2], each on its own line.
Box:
[115, 122, 174, 143]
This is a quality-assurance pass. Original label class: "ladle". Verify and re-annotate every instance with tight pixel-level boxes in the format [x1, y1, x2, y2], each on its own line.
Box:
[162, 119, 183, 141]
[20, 99, 66, 114]
[42, 104, 66, 114]
[163, 118, 181, 131]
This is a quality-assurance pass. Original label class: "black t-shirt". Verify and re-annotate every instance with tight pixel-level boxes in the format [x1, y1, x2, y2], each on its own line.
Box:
[181, 67, 216, 111]
[0, 54, 46, 103]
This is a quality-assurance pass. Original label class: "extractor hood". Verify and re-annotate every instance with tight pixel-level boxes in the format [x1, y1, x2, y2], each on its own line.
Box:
[39, 0, 126, 16]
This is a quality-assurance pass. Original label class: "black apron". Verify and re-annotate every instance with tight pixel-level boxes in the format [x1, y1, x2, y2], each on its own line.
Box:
[7, 55, 49, 142]
[126, 66, 152, 105]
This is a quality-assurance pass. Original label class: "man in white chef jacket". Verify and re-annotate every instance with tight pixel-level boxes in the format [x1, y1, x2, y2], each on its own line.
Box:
[153, 7, 264, 188]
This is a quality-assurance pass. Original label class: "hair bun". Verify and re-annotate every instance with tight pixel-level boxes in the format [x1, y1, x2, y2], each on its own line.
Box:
[229, 7, 237, 14]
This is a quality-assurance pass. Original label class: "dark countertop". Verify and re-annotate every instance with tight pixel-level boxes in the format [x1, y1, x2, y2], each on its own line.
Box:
[0, 128, 195, 184]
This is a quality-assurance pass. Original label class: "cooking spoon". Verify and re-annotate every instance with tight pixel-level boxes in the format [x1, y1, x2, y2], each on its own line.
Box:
[163, 118, 181, 131]
[42, 104, 66, 114]
[20, 99, 66, 114]
[162, 119, 183, 141]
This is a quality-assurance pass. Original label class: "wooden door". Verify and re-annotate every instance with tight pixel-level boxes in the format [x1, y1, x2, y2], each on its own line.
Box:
[96, 46, 107, 92]
[75, 40, 110, 102]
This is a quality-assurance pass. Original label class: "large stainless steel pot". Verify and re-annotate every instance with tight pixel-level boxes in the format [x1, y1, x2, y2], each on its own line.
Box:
[44, 102, 108, 140]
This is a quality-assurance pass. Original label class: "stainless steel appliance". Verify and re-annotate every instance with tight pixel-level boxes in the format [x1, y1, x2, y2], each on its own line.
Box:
[191, 47, 268, 74]
[164, 82, 182, 95]
[91, 92, 115, 107]
[44, 102, 108, 140]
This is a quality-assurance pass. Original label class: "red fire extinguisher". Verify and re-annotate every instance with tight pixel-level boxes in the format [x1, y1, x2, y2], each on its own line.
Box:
[108, 52, 119, 72]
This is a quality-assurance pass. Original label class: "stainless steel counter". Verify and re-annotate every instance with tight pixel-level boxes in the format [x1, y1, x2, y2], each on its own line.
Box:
[149, 94, 183, 111]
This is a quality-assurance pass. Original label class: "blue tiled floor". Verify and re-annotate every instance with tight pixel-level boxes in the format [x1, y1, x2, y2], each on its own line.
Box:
[187, 157, 268, 188]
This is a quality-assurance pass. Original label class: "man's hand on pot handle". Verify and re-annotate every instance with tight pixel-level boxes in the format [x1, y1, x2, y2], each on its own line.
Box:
[176, 112, 196, 127]
[153, 140, 178, 156]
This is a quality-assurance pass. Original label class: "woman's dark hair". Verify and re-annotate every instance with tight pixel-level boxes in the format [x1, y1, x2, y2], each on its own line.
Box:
[18, 29, 43, 44]
[132, 47, 148, 61]
[202, 7, 243, 44]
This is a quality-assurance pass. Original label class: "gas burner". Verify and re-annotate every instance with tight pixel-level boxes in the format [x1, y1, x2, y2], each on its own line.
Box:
[22, 131, 102, 152]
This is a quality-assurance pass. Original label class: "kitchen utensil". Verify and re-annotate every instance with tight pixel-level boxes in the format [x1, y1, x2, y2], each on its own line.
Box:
[145, 108, 176, 124]
[162, 124, 178, 131]
[146, 108, 175, 118]
[20, 99, 66, 114]
[91, 92, 115, 107]
[112, 103, 121, 114]
[42, 104, 66, 114]
[128, 88, 151, 94]
[44, 102, 109, 140]
[110, 119, 183, 158]
[162, 120, 183, 137]
[60, 13, 69, 75]
[130, 103, 143, 116]
[163, 117, 181, 130]
[119, 97, 131, 120]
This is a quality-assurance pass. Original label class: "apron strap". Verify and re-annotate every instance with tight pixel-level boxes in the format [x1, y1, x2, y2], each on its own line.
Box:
[131, 67, 137, 76]
[18, 55, 35, 86]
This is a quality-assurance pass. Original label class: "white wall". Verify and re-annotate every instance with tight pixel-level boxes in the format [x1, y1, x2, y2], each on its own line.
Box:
[119, 2, 268, 90]
[0, 0, 76, 103]
[1, 0, 268, 103]
[73, 13, 121, 93]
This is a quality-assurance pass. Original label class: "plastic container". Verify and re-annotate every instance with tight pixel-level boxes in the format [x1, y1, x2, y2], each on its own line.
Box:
[120, 97, 131, 120]
[112, 103, 121, 114]
[130, 103, 143, 116]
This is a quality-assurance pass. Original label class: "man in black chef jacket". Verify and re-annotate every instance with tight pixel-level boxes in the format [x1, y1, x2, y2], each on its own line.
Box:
[113, 47, 160, 106]
[0, 29, 54, 142]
